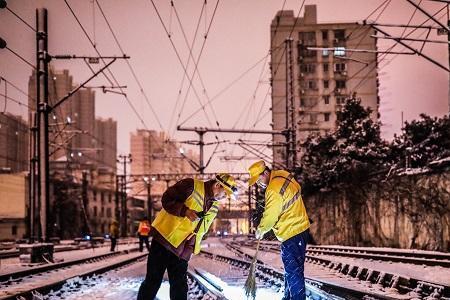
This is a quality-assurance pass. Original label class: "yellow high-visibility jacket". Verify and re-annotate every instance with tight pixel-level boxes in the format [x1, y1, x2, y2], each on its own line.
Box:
[152, 179, 219, 254]
[257, 170, 310, 242]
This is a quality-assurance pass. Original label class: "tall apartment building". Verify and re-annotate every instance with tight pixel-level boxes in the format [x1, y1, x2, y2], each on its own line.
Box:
[271, 5, 379, 167]
[28, 68, 116, 171]
[130, 129, 197, 203]
[0, 113, 28, 173]
[94, 117, 117, 172]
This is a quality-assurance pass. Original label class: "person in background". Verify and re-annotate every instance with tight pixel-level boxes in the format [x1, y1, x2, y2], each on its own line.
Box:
[137, 218, 151, 252]
[109, 219, 120, 252]
[248, 160, 310, 300]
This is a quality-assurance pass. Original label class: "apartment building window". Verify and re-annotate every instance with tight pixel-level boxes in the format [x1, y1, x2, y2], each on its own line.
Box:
[299, 31, 316, 45]
[101, 207, 105, 217]
[322, 49, 329, 57]
[101, 192, 105, 204]
[310, 113, 318, 123]
[323, 63, 329, 72]
[93, 191, 97, 202]
[323, 95, 330, 104]
[300, 63, 316, 74]
[307, 80, 316, 89]
[324, 80, 329, 89]
[334, 29, 346, 42]
[335, 80, 346, 89]
[334, 63, 347, 72]
[300, 97, 318, 107]
[12, 225, 17, 235]
[322, 30, 328, 41]
[336, 96, 346, 104]
[108, 194, 112, 203]
[93, 206, 98, 217]
[324, 112, 331, 122]
[107, 207, 112, 218]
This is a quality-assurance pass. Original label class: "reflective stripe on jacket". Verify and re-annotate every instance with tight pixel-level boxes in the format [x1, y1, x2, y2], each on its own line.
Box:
[257, 170, 310, 242]
[152, 179, 218, 254]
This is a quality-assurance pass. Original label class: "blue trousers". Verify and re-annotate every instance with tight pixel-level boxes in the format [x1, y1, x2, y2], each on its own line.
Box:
[281, 229, 309, 300]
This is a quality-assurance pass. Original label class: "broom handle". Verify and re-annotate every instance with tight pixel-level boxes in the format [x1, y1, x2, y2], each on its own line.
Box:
[254, 239, 260, 261]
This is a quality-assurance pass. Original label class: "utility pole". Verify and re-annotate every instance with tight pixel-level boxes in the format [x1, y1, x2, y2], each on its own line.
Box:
[36, 8, 51, 242]
[117, 154, 132, 237]
[285, 39, 290, 171]
[144, 176, 154, 221]
[29, 112, 38, 242]
[286, 37, 297, 172]
[81, 171, 89, 236]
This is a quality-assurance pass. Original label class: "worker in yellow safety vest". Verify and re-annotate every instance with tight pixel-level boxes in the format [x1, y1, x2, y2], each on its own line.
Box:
[137, 173, 238, 300]
[137, 218, 151, 252]
[248, 160, 310, 300]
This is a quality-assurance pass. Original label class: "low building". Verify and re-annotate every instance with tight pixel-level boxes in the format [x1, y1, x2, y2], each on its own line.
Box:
[0, 173, 28, 241]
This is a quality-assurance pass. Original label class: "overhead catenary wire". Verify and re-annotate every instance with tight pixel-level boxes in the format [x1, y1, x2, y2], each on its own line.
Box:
[147, 0, 222, 139]
[147, 0, 231, 171]
[350, 5, 448, 96]
[0, 92, 35, 111]
[170, 1, 224, 136]
[178, 49, 277, 126]
[169, 0, 231, 159]
[168, 1, 206, 137]
[94, 0, 165, 132]
[64, 0, 159, 145]
[5, 6, 36, 32]
[4, 46, 36, 70]
[0, 75, 35, 101]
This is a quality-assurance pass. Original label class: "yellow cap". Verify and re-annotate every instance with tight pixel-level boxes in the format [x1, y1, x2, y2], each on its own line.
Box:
[248, 160, 266, 186]
[215, 173, 238, 199]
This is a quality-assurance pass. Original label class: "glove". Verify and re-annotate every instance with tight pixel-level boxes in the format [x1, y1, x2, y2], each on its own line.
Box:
[255, 229, 264, 240]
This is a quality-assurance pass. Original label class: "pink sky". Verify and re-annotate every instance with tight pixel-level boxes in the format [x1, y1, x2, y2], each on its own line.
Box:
[0, 0, 448, 172]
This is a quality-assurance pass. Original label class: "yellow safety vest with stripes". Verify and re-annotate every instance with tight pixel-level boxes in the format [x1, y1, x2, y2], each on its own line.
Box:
[257, 170, 310, 242]
[152, 179, 219, 254]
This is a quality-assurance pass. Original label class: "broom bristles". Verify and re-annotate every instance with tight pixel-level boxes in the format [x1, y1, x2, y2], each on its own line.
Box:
[244, 240, 260, 300]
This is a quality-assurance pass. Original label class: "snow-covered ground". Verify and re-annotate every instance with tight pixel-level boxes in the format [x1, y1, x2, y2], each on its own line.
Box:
[41, 259, 170, 300]
[0, 251, 146, 299]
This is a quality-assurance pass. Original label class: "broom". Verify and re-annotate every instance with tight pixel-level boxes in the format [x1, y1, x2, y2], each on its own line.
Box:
[244, 239, 260, 300]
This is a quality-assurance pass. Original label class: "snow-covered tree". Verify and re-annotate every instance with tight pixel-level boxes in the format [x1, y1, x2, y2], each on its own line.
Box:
[391, 114, 450, 168]
[300, 97, 389, 192]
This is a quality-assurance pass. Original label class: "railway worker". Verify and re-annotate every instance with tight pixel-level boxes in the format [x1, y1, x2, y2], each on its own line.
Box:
[248, 160, 310, 300]
[137, 173, 239, 300]
[109, 219, 120, 252]
[137, 218, 151, 252]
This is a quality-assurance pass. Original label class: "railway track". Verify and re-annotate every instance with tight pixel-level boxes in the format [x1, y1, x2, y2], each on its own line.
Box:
[200, 245, 382, 300]
[0, 245, 229, 300]
[0, 240, 138, 260]
[0, 248, 146, 300]
[249, 240, 450, 268]
[232, 240, 450, 300]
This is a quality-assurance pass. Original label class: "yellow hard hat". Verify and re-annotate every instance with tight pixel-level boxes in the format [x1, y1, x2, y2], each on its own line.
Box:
[215, 173, 238, 199]
[248, 160, 266, 186]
